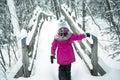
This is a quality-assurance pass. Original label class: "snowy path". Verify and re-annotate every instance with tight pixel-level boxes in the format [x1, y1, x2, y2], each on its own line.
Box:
[26, 20, 90, 80]
[33, 20, 59, 80]
[15, 20, 120, 80]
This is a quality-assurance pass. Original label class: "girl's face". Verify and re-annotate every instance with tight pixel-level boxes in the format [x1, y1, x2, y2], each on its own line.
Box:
[58, 28, 68, 37]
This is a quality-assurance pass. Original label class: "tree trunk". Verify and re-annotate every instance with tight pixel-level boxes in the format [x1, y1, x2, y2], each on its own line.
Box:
[7, 0, 22, 54]
[0, 61, 6, 71]
[52, 0, 60, 20]
[0, 49, 6, 66]
[82, 0, 86, 31]
[7, 43, 11, 67]
[67, 0, 70, 7]
[71, 0, 77, 21]
[104, 0, 120, 41]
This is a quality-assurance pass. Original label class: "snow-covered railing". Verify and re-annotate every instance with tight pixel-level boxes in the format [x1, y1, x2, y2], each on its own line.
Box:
[15, 6, 54, 78]
[61, 5, 106, 76]
[14, 6, 43, 78]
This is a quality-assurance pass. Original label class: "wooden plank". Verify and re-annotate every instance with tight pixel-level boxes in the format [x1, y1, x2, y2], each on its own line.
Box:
[97, 64, 106, 76]
[61, 6, 107, 76]
[73, 42, 91, 72]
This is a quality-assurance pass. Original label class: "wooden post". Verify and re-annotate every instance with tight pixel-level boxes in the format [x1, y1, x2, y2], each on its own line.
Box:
[21, 37, 29, 77]
[91, 35, 98, 76]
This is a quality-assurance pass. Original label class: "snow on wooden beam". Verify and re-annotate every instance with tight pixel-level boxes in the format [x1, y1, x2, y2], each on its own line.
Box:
[61, 5, 106, 76]
[26, 7, 42, 46]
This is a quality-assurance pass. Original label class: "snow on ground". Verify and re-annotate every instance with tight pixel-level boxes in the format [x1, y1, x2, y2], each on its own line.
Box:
[13, 20, 120, 80]
[14, 20, 88, 80]
[3, 0, 120, 79]
[4, 2, 120, 79]
[14, 20, 90, 80]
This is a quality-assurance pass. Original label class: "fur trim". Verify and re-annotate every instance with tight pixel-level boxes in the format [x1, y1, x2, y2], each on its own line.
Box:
[55, 31, 72, 41]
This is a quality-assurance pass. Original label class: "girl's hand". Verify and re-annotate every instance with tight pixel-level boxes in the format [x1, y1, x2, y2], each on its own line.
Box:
[50, 55, 55, 64]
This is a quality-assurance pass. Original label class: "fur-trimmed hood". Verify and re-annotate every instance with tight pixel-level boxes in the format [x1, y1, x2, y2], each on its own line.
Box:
[55, 31, 72, 41]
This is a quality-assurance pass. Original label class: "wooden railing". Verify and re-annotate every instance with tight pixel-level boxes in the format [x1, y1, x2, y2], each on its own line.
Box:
[14, 6, 42, 78]
[14, 6, 54, 78]
[13, 6, 43, 78]
[61, 5, 106, 76]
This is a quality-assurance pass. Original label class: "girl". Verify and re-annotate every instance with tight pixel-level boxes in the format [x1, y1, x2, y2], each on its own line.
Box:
[50, 21, 90, 80]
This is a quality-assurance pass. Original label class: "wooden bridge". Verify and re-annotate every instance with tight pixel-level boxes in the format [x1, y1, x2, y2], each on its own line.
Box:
[8, 5, 119, 79]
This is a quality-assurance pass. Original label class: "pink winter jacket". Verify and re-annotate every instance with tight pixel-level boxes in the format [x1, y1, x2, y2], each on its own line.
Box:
[51, 33, 86, 65]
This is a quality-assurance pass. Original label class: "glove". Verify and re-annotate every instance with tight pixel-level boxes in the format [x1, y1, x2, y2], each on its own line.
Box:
[50, 55, 55, 64]
[86, 33, 90, 37]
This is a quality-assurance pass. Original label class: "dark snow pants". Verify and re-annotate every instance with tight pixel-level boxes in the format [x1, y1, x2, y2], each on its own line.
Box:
[58, 64, 71, 80]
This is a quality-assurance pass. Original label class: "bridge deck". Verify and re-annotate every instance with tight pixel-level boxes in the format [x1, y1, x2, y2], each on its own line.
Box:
[31, 21, 90, 80]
